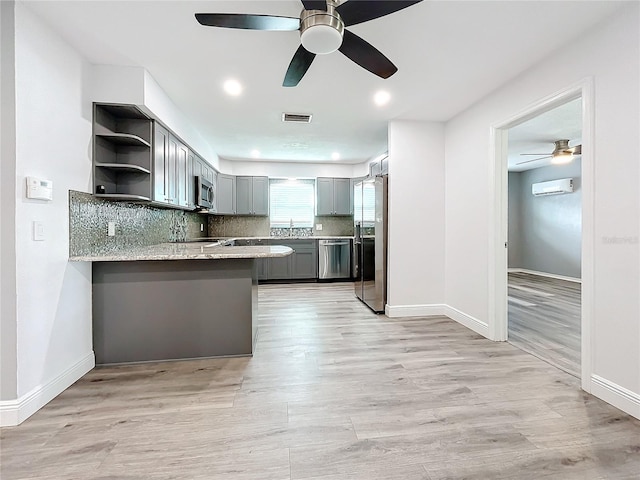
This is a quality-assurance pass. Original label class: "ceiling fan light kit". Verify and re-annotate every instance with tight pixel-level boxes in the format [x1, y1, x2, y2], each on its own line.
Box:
[300, 6, 344, 54]
[195, 0, 423, 87]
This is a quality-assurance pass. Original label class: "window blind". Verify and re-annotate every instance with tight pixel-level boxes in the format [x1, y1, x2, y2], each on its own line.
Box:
[269, 179, 315, 228]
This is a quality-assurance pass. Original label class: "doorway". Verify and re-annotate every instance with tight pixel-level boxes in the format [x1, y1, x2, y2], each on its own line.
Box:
[506, 99, 583, 378]
[489, 80, 594, 392]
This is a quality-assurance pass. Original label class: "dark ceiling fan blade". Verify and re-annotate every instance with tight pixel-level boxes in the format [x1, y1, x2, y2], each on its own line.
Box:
[338, 30, 397, 79]
[516, 155, 552, 165]
[301, 0, 327, 10]
[336, 0, 423, 27]
[283, 46, 316, 87]
[195, 13, 300, 31]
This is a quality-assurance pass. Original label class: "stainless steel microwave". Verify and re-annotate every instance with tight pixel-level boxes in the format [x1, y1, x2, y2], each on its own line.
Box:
[196, 176, 215, 211]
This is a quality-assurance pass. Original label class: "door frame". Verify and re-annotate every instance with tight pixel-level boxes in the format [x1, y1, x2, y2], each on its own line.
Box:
[488, 78, 594, 392]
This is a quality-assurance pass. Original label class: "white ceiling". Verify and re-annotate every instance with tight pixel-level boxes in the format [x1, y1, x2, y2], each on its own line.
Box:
[507, 97, 582, 172]
[22, 1, 624, 164]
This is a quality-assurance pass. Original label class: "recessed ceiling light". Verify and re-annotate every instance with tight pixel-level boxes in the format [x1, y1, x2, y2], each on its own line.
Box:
[223, 79, 242, 96]
[331, 152, 340, 160]
[374, 90, 391, 106]
[251, 149, 260, 158]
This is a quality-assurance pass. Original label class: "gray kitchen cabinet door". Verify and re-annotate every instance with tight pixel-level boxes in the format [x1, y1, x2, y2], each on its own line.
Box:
[217, 173, 236, 214]
[267, 255, 291, 280]
[166, 134, 179, 206]
[235, 176, 253, 214]
[316, 177, 334, 215]
[175, 138, 189, 208]
[252, 176, 269, 215]
[292, 247, 317, 278]
[153, 123, 170, 203]
[256, 258, 268, 281]
[333, 178, 351, 215]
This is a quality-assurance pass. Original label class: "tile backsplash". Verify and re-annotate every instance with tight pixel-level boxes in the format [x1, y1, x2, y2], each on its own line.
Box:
[69, 191, 207, 256]
[209, 214, 354, 237]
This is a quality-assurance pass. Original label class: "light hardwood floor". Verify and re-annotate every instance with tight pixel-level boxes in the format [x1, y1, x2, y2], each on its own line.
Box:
[508, 272, 581, 377]
[1, 283, 639, 479]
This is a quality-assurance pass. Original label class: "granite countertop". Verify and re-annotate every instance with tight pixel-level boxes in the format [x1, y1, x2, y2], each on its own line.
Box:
[188, 236, 354, 241]
[69, 243, 293, 262]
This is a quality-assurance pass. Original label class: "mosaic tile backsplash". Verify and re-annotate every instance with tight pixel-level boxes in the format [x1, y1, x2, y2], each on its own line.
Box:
[69, 191, 208, 257]
[209, 215, 354, 238]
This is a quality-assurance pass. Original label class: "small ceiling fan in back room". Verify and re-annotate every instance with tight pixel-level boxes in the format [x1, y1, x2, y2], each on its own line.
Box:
[517, 139, 583, 166]
[195, 0, 423, 87]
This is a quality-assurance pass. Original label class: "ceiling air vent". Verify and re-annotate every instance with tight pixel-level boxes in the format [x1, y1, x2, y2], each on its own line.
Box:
[282, 112, 312, 123]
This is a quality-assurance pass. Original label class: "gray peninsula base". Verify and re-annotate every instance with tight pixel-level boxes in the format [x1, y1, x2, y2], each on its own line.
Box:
[92, 259, 258, 365]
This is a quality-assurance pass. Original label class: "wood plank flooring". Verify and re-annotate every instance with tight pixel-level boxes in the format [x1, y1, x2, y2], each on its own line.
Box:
[2, 283, 639, 479]
[508, 272, 581, 377]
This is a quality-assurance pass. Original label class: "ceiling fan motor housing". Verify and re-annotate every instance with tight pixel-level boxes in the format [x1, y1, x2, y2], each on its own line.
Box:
[300, 6, 344, 54]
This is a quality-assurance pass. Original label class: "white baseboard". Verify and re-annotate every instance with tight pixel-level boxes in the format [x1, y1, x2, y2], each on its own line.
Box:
[443, 305, 489, 338]
[385, 304, 447, 318]
[0, 351, 95, 426]
[384, 303, 489, 338]
[591, 374, 640, 420]
[508, 268, 581, 283]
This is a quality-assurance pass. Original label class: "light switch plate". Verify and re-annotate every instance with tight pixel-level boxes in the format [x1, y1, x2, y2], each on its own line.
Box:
[107, 222, 116, 237]
[33, 221, 45, 241]
[316, 224, 323, 231]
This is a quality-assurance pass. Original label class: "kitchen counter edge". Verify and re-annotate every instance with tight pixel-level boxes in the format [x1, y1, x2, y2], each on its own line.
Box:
[69, 244, 294, 262]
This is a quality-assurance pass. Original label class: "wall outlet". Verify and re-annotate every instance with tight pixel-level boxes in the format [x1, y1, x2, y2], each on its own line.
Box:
[200, 223, 204, 232]
[107, 222, 116, 237]
[316, 224, 323, 231]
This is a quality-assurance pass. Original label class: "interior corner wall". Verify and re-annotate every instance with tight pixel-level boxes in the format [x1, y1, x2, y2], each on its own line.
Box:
[142, 71, 220, 170]
[515, 160, 582, 278]
[444, 3, 639, 412]
[12, 3, 93, 412]
[507, 172, 522, 269]
[1, 0, 18, 402]
[387, 121, 445, 313]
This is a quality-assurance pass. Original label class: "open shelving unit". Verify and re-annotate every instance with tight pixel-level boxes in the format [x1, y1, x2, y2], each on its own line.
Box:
[93, 103, 153, 201]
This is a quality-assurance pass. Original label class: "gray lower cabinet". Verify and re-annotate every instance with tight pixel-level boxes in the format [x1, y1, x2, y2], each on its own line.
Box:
[217, 173, 236, 214]
[264, 239, 317, 281]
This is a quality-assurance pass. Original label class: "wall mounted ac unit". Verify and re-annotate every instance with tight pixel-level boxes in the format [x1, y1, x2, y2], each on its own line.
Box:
[532, 178, 574, 196]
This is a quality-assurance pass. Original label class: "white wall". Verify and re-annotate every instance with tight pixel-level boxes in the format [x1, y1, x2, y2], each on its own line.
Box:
[444, 4, 639, 415]
[220, 159, 359, 178]
[1, 3, 95, 424]
[386, 121, 445, 316]
[1, 0, 18, 402]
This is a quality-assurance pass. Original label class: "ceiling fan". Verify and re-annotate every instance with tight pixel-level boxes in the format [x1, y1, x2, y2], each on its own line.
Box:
[195, 0, 423, 87]
[517, 139, 582, 165]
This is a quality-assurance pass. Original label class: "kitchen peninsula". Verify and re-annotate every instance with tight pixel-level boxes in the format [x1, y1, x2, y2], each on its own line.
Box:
[70, 243, 292, 365]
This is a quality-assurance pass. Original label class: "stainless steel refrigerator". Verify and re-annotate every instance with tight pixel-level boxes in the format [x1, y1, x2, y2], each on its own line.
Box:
[353, 175, 388, 313]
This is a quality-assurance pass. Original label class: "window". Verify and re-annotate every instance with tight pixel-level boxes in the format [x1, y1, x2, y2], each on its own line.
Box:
[269, 179, 315, 228]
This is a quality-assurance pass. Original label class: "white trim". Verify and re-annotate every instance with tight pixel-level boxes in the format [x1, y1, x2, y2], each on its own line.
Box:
[0, 351, 95, 426]
[385, 304, 447, 318]
[507, 268, 581, 284]
[443, 305, 489, 338]
[385, 303, 489, 339]
[591, 375, 640, 420]
[490, 78, 594, 393]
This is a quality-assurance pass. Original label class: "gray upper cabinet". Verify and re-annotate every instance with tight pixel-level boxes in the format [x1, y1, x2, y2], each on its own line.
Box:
[236, 176, 269, 215]
[152, 123, 193, 210]
[153, 122, 170, 204]
[316, 177, 351, 215]
[93, 103, 153, 201]
[217, 173, 236, 214]
[192, 153, 217, 212]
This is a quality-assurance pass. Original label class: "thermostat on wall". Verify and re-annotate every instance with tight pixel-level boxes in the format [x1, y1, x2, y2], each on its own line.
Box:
[26, 176, 53, 201]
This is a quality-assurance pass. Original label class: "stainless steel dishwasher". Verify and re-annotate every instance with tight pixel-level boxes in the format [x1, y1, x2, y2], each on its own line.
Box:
[318, 239, 351, 279]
